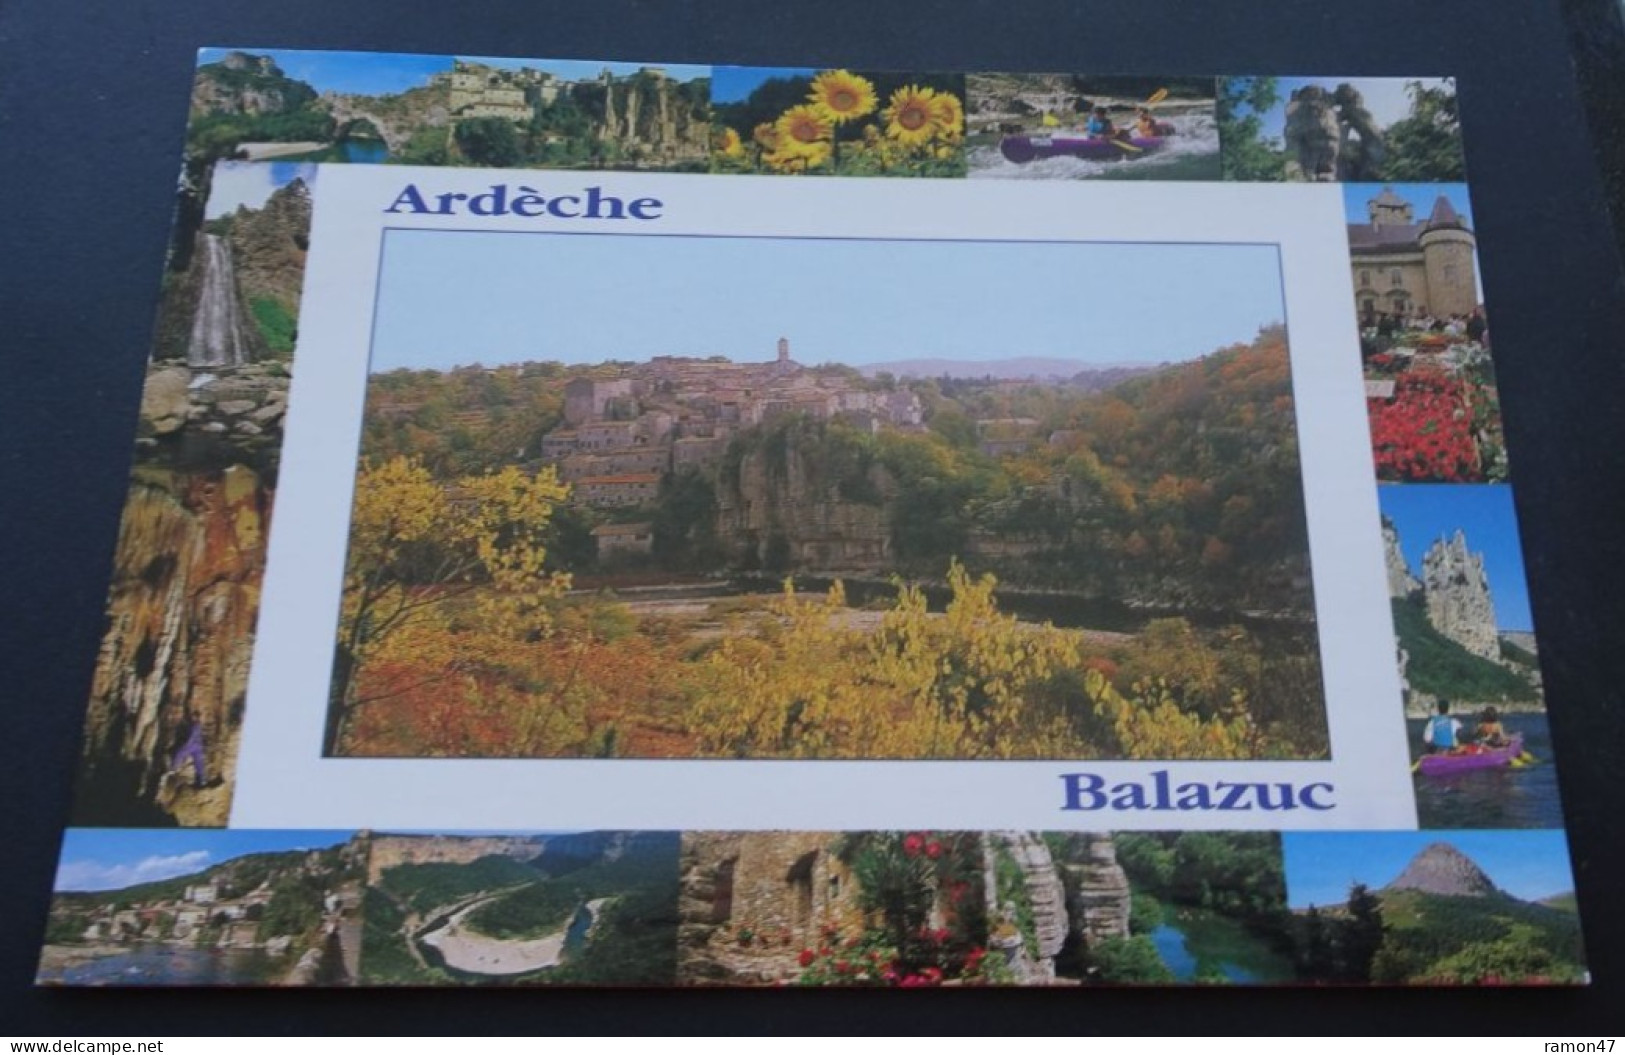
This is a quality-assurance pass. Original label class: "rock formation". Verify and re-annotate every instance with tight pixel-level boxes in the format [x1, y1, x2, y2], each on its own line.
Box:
[1421, 530, 1499, 659]
[1283, 85, 1343, 181]
[1383, 517, 1421, 599]
[190, 52, 318, 117]
[579, 71, 710, 167]
[72, 465, 269, 827]
[986, 832, 1070, 983]
[1058, 834, 1133, 946]
[715, 438, 894, 572]
[366, 834, 541, 883]
[1384, 842, 1500, 898]
[227, 177, 311, 311]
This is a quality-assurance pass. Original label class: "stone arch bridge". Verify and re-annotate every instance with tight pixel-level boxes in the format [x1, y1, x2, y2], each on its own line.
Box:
[321, 95, 447, 154]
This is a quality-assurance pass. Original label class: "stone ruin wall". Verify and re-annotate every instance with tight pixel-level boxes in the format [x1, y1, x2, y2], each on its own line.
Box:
[678, 831, 866, 983]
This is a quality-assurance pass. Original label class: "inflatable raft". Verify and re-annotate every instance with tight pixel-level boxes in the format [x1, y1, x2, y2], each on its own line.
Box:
[1416, 734, 1525, 776]
[999, 130, 1170, 164]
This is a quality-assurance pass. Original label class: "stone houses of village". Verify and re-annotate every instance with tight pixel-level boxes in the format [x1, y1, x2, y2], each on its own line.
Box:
[575, 472, 662, 507]
[183, 883, 218, 905]
[538, 340, 924, 516]
[591, 521, 656, 561]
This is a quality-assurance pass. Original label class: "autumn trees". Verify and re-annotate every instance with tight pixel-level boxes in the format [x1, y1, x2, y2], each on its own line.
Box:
[690, 563, 1276, 760]
[325, 456, 570, 754]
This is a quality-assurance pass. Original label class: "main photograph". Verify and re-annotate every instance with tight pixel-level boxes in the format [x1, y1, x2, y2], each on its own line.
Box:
[322, 227, 1328, 761]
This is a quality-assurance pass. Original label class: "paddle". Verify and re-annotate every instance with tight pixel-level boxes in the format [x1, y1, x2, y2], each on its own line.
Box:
[1109, 88, 1170, 152]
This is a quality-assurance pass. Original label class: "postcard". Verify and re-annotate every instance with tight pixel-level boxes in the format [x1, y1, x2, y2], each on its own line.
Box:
[37, 52, 1584, 987]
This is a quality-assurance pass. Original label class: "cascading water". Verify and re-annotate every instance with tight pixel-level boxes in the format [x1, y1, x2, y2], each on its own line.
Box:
[187, 234, 251, 368]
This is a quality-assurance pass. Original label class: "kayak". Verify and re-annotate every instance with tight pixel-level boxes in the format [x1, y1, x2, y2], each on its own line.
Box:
[1000, 133, 1168, 164]
[1417, 734, 1525, 776]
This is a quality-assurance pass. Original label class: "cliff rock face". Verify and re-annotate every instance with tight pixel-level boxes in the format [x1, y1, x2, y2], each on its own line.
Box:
[72, 466, 270, 827]
[536, 830, 672, 868]
[1384, 842, 1500, 898]
[366, 834, 541, 883]
[716, 442, 893, 572]
[1384, 519, 1421, 599]
[1059, 834, 1132, 947]
[578, 73, 709, 166]
[1422, 530, 1499, 659]
[227, 178, 311, 311]
[989, 832, 1069, 982]
[191, 52, 316, 117]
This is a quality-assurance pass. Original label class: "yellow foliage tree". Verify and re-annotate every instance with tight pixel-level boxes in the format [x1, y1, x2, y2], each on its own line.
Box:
[326, 456, 570, 754]
[690, 561, 1265, 760]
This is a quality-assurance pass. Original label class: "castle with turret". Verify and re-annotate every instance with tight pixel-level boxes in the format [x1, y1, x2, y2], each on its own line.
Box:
[1348, 186, 1478, 322]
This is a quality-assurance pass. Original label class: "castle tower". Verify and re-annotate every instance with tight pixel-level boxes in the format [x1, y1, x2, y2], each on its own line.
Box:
[777, 336, 790, 363]
[1418, 195, 1478, 317]
[1367, 185, 1413, 231]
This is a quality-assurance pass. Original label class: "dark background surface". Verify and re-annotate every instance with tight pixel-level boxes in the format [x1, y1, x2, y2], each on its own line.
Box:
[4, 0, 1624, 1034]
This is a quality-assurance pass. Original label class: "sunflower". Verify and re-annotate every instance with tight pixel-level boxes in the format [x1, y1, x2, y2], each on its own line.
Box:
[929, 92, 965, 141]
[775, 104, 834, 158]
[807, 69, 877, 124]
[753, 122, 782, 151]
[766, 142, 831, 172]
[883, 85, 942, 146]
[712, 126, 746, 159]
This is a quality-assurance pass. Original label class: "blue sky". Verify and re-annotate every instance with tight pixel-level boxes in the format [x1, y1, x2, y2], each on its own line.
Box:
[206, 161, 315, 219]
[711, 66, 820, 104]
[55, 830, 354, 892]
[1378, 484, 1532, 631]
[1226, 76, 1453, 146]
[371, 230, 1285, 371]
[197, 48, 706, 96]
[1284, 830, 1575, 907]
[1344, 182, 1474, 230]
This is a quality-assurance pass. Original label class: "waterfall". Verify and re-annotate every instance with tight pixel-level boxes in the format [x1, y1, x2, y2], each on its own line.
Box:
[188, 234, 250, 368]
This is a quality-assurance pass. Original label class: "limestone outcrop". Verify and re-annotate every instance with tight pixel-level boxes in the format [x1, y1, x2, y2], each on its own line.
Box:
[1057, 833, 1133, 947]
[1383, 518, 1421, 599]
[1421, 529, 1499, 660]
[191, 52, 318, 117]
[715, 440, 893, 573]
[72, 465, 269, 826]
[227, 177, 312, 311]
[367, 834, 540, 883]
[988, 832, 1069, 982]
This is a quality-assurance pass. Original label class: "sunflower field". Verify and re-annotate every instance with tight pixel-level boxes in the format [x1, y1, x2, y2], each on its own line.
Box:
[712, 69, 966, 177]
